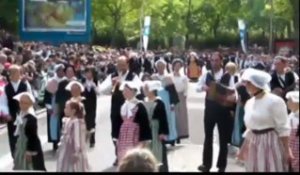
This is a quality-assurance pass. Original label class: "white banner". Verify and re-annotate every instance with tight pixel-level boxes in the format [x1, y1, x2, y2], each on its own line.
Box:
[143, 16, 151, 51]
[238, 19, 247, 54]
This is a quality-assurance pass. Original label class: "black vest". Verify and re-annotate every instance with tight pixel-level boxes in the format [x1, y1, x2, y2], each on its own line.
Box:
[5, 81, 27, 119]
[111, 71, 135, 114]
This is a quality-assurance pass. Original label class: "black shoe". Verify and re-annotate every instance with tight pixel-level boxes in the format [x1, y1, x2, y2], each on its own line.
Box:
[198, 165, 209, 172]
[53, 143, 58, 151]
[176, 139, 181, 144]
[171, 142, 175, 147]
[90, 143, 95, 148]
[113, 159, 118, 166]
[218, 168, 225, 172]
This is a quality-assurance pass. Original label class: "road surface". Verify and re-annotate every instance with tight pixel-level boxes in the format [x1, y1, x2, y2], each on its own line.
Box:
[0, 82, 245, 172]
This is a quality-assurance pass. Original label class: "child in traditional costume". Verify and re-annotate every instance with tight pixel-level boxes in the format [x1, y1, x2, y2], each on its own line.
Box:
[117, 81, 152, 164]
[13, 92, 46, 171]
[286, 91, 299, 172]
[56, 100, 90, 172]
[143, 80, 169, 172]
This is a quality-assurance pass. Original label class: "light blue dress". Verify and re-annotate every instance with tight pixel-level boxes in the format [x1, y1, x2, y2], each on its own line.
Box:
[157, 89, 177, 142]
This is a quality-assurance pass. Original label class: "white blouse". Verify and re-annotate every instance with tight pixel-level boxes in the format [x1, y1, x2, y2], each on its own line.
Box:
[196, 69, 224, 92]
[244, 93, 290, 137]
[172, 75, 188, 96]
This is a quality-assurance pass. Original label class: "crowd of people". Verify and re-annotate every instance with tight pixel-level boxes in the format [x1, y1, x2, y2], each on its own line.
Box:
[0, 30, 299, 172]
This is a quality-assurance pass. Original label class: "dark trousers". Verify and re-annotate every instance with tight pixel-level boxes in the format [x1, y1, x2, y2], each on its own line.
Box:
[90, 132, 95, 145]
[159, 143, 169, 172]
[7, 121, 17, 158]
[202, 99, 233, 170]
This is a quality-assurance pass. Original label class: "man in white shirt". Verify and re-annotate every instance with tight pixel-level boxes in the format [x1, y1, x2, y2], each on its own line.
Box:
[3, 65, 31, 158]
[196, 52, 236, 173]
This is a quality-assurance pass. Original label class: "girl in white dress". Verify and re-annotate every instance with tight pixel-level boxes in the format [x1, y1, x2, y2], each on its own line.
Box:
[56, 100, 90, 172]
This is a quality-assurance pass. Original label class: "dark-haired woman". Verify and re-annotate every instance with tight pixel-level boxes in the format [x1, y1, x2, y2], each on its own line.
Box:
[54, 65, 76, 150]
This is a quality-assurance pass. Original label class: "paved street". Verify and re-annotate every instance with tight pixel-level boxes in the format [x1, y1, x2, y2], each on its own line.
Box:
[0, 82, 245, 172]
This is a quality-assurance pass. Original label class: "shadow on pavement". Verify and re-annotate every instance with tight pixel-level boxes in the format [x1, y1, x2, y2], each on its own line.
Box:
[166, 145, 185, 153]
[43, 149, 57, 161]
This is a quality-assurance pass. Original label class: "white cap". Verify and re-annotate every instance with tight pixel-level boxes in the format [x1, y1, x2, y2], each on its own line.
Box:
[155, 58, 167, 68]
[54, 64, 65, 72]
[144, 81, 163, 91]
[241, 68, 271, 90]
[13, 92, 35, 104]
[286, 91, 299, 103]
[120, 81, 141, 94]
[65, 81, 85, 92]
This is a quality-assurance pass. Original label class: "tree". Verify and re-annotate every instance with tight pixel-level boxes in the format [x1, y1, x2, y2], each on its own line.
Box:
[0, 0, 18, 33]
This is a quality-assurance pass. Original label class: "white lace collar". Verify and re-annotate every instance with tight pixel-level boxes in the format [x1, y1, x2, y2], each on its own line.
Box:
[14, 107, 35, 136]
[121, 98, 139, 118]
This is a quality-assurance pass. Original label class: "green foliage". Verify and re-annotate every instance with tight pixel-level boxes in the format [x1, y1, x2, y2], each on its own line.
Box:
[0, 0, 297, 49]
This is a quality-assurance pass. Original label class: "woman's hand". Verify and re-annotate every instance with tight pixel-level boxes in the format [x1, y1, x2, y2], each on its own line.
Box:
[25, 154, 32, 162]
[159, 134, 167, 141]
[284, 147, 294, 163]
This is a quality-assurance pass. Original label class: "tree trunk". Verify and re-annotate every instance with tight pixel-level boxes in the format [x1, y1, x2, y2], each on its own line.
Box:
[287, 22, 292, 38]
[212, 15, 220, 38]
[185, 0, 192, 49]
[289, 0, 299, 54]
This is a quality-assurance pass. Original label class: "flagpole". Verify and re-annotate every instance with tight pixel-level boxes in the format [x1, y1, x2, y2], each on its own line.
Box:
[269, 0, 274, 54]
[140, 0, 145, 52]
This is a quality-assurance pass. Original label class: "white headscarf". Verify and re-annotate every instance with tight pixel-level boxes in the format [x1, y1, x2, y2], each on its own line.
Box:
[286, 91, 299, 103]
[13, 92, 36, 136]
[241, 68, 271, 90]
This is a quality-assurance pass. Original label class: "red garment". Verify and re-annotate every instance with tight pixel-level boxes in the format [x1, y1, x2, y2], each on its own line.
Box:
[289, 119, 299, 172]
[117, 107, 140, 163]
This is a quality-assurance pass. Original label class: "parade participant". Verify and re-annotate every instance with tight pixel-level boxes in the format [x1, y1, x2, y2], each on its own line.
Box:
[13, 92, 46, 171]
[4, 65, 31, 158]
[99, 55, 142, 166]
[286, 91, 299, 172]
[44, 64, 66, 151]
[143, 80, 169, 172]
[238, 68, 291, 172]
[171, 59, 189, 144]
[152, 59, 179, 146]
[82, 66, 99, 148]
[117, 81, 152, 164]
[270, 56, 296, 100]
[56, 100, 90, 172]
[118, 148, 159, 172]
[54, 65, 76, 150]
[187, 52, 201, 82]
[66, 81, 85, 102]
[231, 70, 250, 149]
[196, 52, 236, 172]
[0, 64, 9, 123]
[222, 62, 240, 154]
